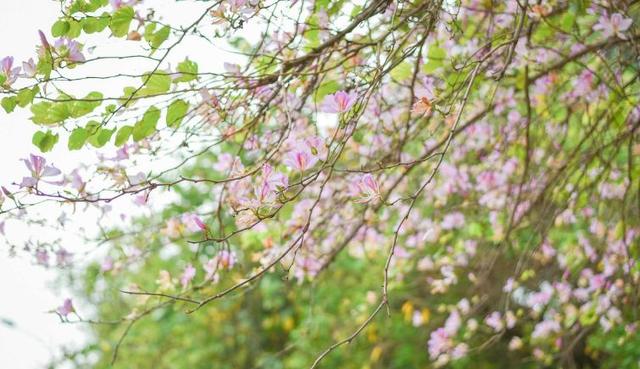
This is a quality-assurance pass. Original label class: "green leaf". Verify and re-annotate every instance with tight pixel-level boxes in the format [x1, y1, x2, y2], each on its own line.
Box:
[50, 103, 72, 123]
[143, 23, 156, 41]
[173, 59, 198, 83]
[149, 25, 170, 49]
[140, 73, 171, 96]
[70, 91, 103, 118]
[114, 125, 133, 146]
[109, 6, 134, 37]
[390, 61, 413, 82]
[132, 106, 160, 141]
[16, 86, 39, 107]
[1, 97, 17, 113]
[166, 99, 189, 128]
[87, 127, 115, 148]
[68, 127, 89, 150]
[82, 15, 110, 34]
[51, 20, 70, 37]
[66, 19, 83, 38]
[32, 130, 59, 152]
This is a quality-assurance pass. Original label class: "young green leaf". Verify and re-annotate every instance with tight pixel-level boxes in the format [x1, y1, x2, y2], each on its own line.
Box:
[68, 127, 89, 150]
[32, 130, 59, 152]
[114, 125, 133, 146]
[109, 6, 134, 37]
[132, 106, 160, 141]
[166, 100, 189, 128]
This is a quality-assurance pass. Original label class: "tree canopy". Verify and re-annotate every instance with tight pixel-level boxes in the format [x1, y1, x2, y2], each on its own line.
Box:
[1, 0, 640, 368]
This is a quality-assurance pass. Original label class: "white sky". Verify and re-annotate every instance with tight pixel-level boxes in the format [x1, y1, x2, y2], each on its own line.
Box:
[0, 2, 87, 369]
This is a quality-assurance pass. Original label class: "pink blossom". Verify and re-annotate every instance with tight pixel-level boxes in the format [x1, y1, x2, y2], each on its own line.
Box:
[182, 213, 207, 232]
[441, 212, 465, 230]
[451, 343, 468, 359]
[54, 38, 85, 63]
[284, 147, 317, 172]
[101, 257, 114, 272]
[20, 154, 62, 188]
[20, 58, 36, 78]
[180, 264, 196, 287]
[255, 164, 288, 204]
[1, 56, 21, 87]
[321, 90, 357, 113]
[294, 257, 322, 281]
[531, 319, 560, 339]
[38, 30, 51, 54]
[57, 298, 74, 317]
[444, 309, 462, 335]
[428, 328, 452, 359]
[593, 13, 632, 40]
[485, 311, 503, 332]
[110, 0, 137, 10]
[36, 249, 49, 266]
[55, 248, 73, 267]
[304, 136, 328, 158]
[353, 174, 381, 203]
[216, 250, 237, 269]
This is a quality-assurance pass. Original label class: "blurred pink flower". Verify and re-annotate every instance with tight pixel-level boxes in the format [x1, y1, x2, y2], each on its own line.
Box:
[182, 213, 207, 232]
[353, 174, 380, 203]
[57, 298, 74, 317]
[321, 90, 357, 113]
[180, 264, 196, 287]
[284, 147, 317, 172]
[593, 13, 632, 40]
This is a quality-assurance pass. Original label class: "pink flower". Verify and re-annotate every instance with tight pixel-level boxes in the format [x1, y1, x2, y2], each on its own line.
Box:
[55, 248, 73, 267]
[593, 13, 632, 40]
[110, 0, 137, 10]
[451, 343, 468, 359]
[20, 58, 36, 78]
[441, 212, 465, 230]
[20, 154, 62, 188]
[181, 213, 207, 232]
[36, 249, 49, 266]
[180, 264, 196, 287]
[531, 319, 560, 339]
[57, 298, 74, 317]
[294, 257, 322, 281]
[38, 30, 51, 54]
[216, 250, 236, 270]
[353, 174, 381, 203]
[485, 311, 503, 332]
[1, 56, 21, 87]
[101, 257, 114, 272]
[428, 328, 452, 359]
[304, 136, 328, 158]
[321, 90, 357, 113]
[54, 38, 85, 63]
[214, 153, 242, 173]
[254, 164, 288, 204]
[284, 148, 317, 172]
